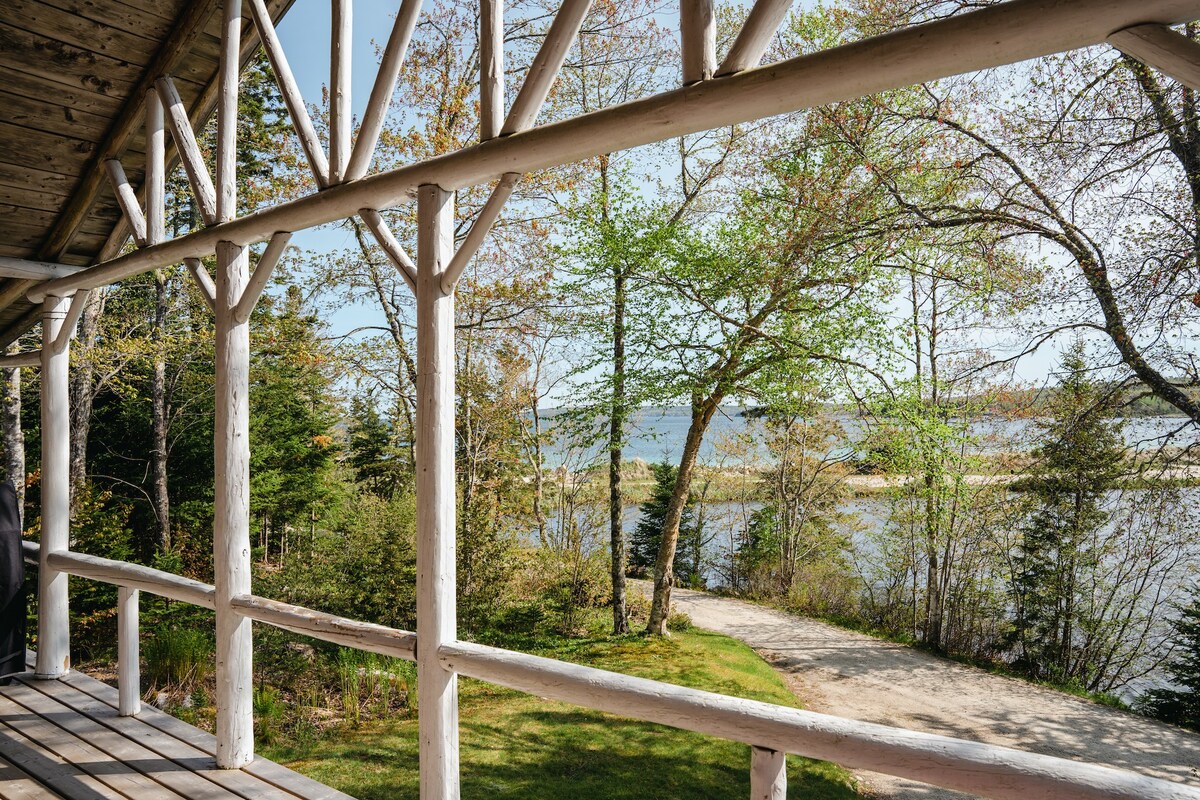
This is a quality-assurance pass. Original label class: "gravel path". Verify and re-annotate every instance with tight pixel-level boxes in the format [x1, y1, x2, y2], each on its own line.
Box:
[660, 586, 1200, 799]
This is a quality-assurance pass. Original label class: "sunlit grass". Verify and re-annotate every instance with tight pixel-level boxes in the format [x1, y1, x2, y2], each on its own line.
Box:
[263, 628, 863, 800]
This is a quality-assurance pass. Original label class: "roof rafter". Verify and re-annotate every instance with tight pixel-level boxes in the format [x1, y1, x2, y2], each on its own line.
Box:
[22, 0, 1200, 306]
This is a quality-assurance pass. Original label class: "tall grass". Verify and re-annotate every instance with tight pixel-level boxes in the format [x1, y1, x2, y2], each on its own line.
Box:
[336, 648, 416, 726]
[144, 628, 213, 688]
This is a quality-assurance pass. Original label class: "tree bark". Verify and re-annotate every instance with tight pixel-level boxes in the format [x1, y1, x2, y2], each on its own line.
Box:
[151, 270, 171, 552]
[647, 396, 720, 635]
[603, 157, 630, 635]
[69, 289, 104, 516]
[2, 349, 23, 517]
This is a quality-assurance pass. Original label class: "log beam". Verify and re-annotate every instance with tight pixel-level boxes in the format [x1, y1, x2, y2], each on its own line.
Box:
[1109, 23, 1200, 90]
[718, 0, 792, 76]
[359, 209, 418, 292]
[751, 746, 786, 800]
[103, 160, 148, 247]
[27, 0, 1200, 302]
[35, 295, 71, 679]
[146, 88, 166, 247]
[681, 0, 716, 83]
[346, 0, 424, 180]
[330, 0, 353, 184]
[0, 260, 82, 282]
[233, 232, 291, 323]
[248, 0, 331, 187]
[213, 0, 254, 770]
[442, 172, 520, 293]
[158, 76, 219, 226]
[480, 0, 504, 141]
[118, 587, 141, 717]
[501, 0, 592, 134]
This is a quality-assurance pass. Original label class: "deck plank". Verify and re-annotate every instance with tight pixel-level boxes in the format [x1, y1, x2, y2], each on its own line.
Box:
[0, 715, 115, 800]
[65, 676, 355, 800]
[0, 691, 185, 799]
[0, 751, 66, 799]
[58, 672, 355, 800]
[21, 676, 302, 800]
[7, 677, 240, 800]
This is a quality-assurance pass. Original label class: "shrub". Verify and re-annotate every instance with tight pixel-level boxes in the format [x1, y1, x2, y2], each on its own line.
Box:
[666, 611, 694, 632]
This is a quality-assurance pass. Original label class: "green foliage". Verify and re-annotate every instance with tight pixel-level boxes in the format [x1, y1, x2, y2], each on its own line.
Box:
[630, 462, 701, 582]
[274, 491, 418, 632]
[250, 286, 339, 546]
[144, 627, 213, 688]
[346, 396, 409, 498]
[336, 648, 416, 727]
[1141, 589, 1200, 730]
[1010, 343, 1126, 685]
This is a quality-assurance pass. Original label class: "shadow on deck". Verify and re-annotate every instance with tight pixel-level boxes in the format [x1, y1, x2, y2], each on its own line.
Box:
[0, 666, 353, 800]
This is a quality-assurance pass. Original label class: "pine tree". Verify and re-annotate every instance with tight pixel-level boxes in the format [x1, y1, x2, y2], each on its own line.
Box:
[1010, 343, 1125, 684]
[1141, 590, 1200, 730]
[630, 462, 699, 581]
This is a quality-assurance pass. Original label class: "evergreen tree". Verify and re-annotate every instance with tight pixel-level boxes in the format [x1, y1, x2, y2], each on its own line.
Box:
[1010, 343, 1125, 684]
[630, 462, 700, 582]
[1141, 589, 1200, 730]
[347, 397, 407, 498]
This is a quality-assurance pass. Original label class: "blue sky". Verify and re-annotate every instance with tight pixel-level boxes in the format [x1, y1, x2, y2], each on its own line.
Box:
[266, 1, 1156, 397]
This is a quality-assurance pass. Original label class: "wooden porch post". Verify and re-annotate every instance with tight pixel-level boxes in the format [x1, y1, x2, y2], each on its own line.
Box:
[416, 183, 460, 800]
[213, 0, 254, 769]
[35, 294, 71, 679]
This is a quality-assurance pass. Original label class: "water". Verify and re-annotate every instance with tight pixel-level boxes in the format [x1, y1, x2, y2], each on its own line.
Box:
[537, 407, 1199, 468]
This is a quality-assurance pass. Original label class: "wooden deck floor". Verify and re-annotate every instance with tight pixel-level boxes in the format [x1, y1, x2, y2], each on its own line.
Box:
[0, 669, 354, 800]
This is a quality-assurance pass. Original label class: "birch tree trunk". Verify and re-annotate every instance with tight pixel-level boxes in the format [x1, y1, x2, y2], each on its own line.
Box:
[151, 270, 171, 551]
[69, 289, 104, 515]
[2, 348, 23, 515]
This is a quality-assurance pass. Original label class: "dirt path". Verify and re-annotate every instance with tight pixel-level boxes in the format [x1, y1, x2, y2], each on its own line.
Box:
[660, 586, 1200, 799]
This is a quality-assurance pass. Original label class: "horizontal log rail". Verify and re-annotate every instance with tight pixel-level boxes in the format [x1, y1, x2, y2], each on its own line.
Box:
[442, 640, 1200, 800]
[45, 550, 216, 609]
[24, 0, 1200, 303]
[20, 546, 1200, 799]
[229, 594, 417, 660]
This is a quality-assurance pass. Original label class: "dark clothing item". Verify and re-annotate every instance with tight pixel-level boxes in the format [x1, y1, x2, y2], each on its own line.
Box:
[0, 482, 24, 681]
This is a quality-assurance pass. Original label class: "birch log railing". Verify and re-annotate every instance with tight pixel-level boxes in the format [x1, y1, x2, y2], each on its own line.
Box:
[18, 542, 1200, 800]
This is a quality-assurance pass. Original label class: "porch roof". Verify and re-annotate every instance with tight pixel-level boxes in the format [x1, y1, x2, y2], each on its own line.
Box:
[0, 0, 293, 348]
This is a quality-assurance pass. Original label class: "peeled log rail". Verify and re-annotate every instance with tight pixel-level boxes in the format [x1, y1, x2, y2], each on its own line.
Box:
[23, 545, 1200, 799]
[45, 550, 217, 609]
[440, 640, 1200, 800]
[230, 594, 417, 660]
[29, 0, 1200, 302]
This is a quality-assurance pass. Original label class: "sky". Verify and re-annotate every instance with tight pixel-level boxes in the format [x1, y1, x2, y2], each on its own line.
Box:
[266, 1, 1174, 402]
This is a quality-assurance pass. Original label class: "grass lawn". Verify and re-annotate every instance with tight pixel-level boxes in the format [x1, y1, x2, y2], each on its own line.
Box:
[262, 628, 864, 800]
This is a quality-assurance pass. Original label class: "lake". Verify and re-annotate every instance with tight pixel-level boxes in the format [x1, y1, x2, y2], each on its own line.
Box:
[539, 407, 1200, 468]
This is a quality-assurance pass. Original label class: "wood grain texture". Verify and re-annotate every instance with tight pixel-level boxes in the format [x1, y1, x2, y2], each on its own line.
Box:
[416, 184, 460, 800]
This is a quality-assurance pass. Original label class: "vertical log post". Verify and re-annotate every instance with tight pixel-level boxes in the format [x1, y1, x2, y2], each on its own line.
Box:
[681, 0, 716, 84]
[480, 0, 504, 141]
[146, 88, 165, 246]
[117, 587, 140, 716]
[750, 746, 786, 800]
[330, 0, 353, 184]
[214, 0, 254, 770]
[416, 184, 460, 800]
[35, 295, 71, 679]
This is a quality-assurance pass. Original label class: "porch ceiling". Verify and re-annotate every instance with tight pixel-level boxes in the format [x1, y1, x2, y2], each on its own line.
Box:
[0, 0, 294, 347]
